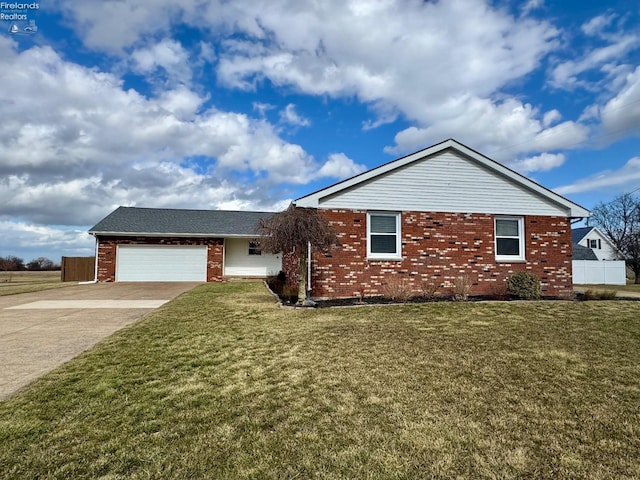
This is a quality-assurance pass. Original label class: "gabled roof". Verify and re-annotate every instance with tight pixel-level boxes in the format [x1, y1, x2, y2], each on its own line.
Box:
[89, 206, 274, 237]
[571, 226, 594, 244]
[571, 225, 620, 254]
[572, 243, 598, 260]
[295, 138, 590, 218]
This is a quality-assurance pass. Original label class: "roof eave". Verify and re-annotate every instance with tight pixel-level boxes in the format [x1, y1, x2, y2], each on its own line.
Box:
[90, 231, 263, 238]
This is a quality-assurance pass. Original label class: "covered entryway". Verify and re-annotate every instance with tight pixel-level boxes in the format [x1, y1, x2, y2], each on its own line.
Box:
[224, 238, 282, 277]
[116, 245, 207, 282]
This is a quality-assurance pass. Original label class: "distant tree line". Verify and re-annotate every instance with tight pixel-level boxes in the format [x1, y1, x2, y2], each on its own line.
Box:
[0, 256, 60, 271]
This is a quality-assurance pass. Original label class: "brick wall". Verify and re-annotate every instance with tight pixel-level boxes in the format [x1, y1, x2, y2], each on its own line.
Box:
[96, 236, 224, 282]
[310, 209, 573, 299]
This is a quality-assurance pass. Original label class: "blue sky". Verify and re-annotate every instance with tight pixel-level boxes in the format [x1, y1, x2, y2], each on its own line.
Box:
[1, 0, 639, 263]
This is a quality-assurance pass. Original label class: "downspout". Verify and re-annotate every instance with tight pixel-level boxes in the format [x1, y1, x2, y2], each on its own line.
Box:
[78, 234, 99, 284]
[307, 241, 312, 293]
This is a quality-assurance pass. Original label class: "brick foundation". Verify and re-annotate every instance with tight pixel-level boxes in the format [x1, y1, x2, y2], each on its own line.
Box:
[96, 236, 224, 282]
[310, 210, 573, 299]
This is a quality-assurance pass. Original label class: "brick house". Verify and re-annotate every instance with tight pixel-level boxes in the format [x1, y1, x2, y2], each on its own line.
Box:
[89, 209, 282, 282]
[293, 139, 589, 298]
[90, 139, 589, 297]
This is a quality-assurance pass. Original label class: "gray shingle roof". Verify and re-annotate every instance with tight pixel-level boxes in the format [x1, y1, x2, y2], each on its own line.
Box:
[89, 207, 275, 236]
[572, 243, 598, 260]
[571, 226, 593, 244]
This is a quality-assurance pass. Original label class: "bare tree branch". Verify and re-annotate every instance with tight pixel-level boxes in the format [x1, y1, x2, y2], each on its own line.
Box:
[591, 193, 640, 283]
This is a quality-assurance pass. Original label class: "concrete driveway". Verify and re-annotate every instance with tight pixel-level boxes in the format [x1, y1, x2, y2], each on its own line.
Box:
[0, 282, 199, 401]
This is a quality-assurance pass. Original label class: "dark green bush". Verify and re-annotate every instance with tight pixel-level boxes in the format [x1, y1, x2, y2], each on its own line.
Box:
[506, 272, 542, 300]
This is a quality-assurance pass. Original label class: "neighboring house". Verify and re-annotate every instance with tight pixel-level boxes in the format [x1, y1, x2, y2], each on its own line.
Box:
[572, 243, 598, 261]
[90, 139, 590, 297]
[571, 226, 620, 261]
[294, 139, 589, 298]
[571, 226, 627, 285]
[89, 207, 282, 282]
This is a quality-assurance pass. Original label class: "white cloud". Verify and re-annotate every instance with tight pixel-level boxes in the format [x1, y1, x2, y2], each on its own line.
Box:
[58, 0, 192, 52]
[317, 153, 367, 179]
[555, 157, 640, 195]
[130, 39, 193, 86]
[543, 109, 562, 127]
[509, 153, 565, 174]
[57, 0, 595, 161]
[0, 40, 331, 230]
[279, 104, 310, 127]
[549, 11, 639, 91]
[521, 0, 544, 15]
[253, 102, 275, 116]
[549, 34, 639, 90]
[156, 87, 207, 120]
[386, 97, 588, 161]
[207, 0, 595, 158]
[0, 220, 95, 261]
[598, 65, 640, 138]
[581, 13, 617, 37]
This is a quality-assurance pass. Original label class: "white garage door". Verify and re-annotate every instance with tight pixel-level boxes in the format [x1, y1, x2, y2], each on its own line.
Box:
[116, 245, 207, 282]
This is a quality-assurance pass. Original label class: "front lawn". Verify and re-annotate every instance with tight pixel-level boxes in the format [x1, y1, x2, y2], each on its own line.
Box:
[1, 282, 639, 479]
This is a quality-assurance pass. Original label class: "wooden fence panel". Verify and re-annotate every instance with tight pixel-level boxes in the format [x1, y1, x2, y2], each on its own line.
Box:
[61, 257, 95, 282]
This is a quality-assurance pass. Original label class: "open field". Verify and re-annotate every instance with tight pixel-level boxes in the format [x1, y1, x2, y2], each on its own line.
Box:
[1, 282, 639, 479]
[0, 271, 74, 296]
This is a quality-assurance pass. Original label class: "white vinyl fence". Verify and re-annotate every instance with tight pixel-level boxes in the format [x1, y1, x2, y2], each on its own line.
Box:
[572, 260, 626, 285]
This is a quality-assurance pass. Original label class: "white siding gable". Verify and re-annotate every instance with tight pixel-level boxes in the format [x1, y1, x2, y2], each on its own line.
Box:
[577, 229, 620, 260]
[318, 151, 568, 216]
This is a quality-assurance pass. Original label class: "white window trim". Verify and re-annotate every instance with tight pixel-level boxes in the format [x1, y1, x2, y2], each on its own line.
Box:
[495, 216, 525, 262]
[367, 211, 402, 260]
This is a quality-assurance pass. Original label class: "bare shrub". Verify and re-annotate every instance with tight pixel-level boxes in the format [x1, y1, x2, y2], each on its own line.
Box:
[420, 279, 441, 300]
[355, 286, 367, 304]
[382, 277, 413, 303]
[488, 280, 510, 300]
[452, 275, 471, 301]
[584, 289, 617, 300]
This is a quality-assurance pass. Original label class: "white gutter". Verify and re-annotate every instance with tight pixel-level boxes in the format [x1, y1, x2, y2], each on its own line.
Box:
[307, 241, 312, 292]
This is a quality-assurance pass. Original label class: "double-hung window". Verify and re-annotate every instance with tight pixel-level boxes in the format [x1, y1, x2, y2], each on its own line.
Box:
[367, 212, 401, 259]
[495, 217, 525, 262]
[248, 241, 262, 256]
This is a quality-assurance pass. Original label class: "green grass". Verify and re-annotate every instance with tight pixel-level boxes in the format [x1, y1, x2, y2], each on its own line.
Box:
[1, 282, 639, 479]
[0, 271, 73, 296]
